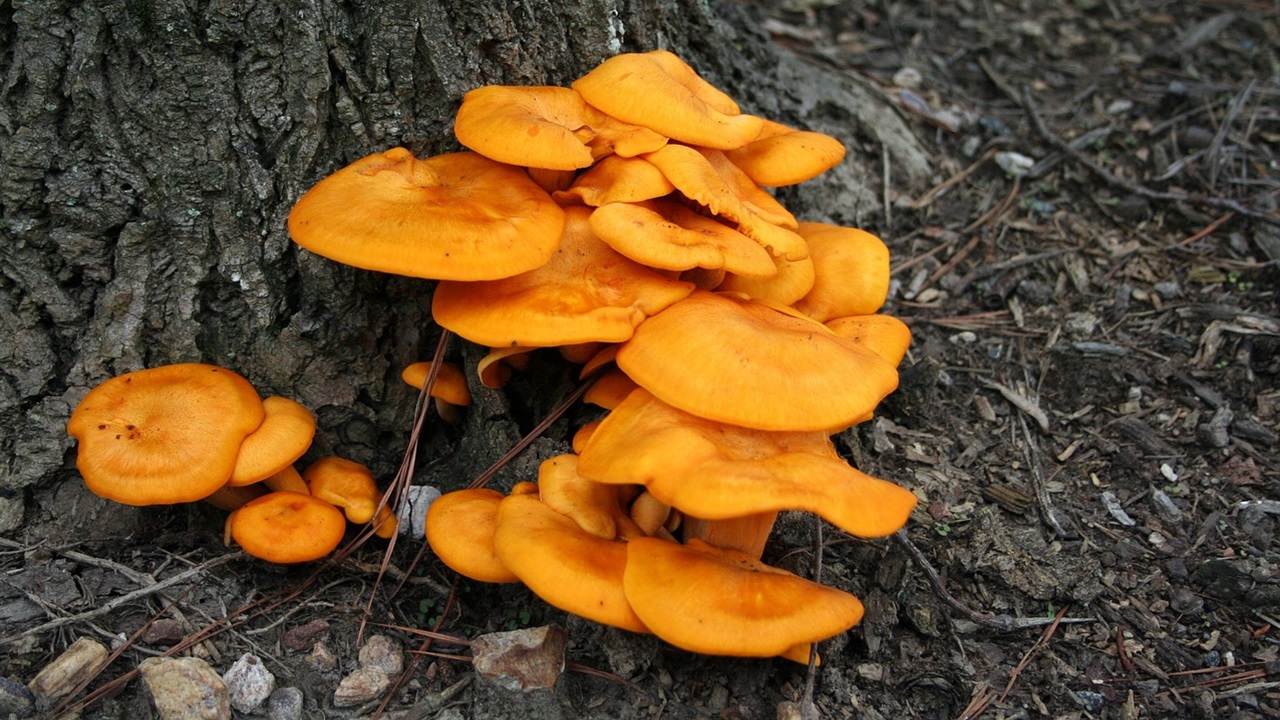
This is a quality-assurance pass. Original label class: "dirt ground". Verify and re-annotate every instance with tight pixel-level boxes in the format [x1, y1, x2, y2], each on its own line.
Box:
[3, 1, 1279, 718]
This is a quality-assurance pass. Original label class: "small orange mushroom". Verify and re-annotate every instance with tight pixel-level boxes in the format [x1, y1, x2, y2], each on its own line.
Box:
[228, 396, 316, 487]
[792, 223, 892, 322]
[723, 119, 847, 188]
[588, 199, 777, 278]
[401, 361, 472, 422]
[303, 456, 383, 524]
[225, 491, 347, 564]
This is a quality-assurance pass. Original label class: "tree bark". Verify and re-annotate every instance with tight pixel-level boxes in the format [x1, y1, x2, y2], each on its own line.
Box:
[0, 0, 928, 533]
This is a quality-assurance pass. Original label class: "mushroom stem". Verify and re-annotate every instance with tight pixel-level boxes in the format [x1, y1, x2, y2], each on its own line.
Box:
[681, 511, 778, 559]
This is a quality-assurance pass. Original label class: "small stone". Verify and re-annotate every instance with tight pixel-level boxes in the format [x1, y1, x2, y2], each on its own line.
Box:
[139, 656, 230, 720]
[1197, 406, 1234, 448]
[0, 676, 35, 717]
[399, 485, 442, 538]
[267, 687, 304, 720]
[141, 619, 187, 646]
[357, 635, 404, 675]
[27, 637, 109, 700]
[283, 619, 329, 651]
[855, 663, 884, 682]
[892, 67, 922, 88]
[1071, 690, 1105, 713]
[471, 625, 568, 692]
[307, 641, 338, 671]
[1169, 587, 1204, 615]
[222, 653, 275, 714]
[333, 666, 390, 708]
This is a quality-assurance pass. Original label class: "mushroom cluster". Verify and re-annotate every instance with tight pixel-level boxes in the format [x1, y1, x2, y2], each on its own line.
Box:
[286, 50, 916, 659]
[66, 362, 396, 563]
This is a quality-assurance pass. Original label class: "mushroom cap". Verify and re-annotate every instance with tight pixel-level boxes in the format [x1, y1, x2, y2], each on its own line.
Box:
[825, 314, 913, 367]
[287, 148, 565, 281]
[616, 291, 901, 431]
[578, 389, 917, 538]
[588, 199, 777, 278]
[67, 363, 265, 506]
[552, 155, 675, 207]
[493, 493, 649, 633]
[715, 251, 816, 306]
[431, 205, 695, 347]
[227, 491, 347, 564]
[425, 488, 519, 583]
[572, 51, 764, 150]
[536, 454, 643, 540]
[477, 346, 534, 389]
[792, 223, 891, 322]
[454, 85, 666, 170]
[623, 537, 864, 657]
[401, 361, 473, 406]
[723, 119, 846, 187]
[303, 456, 382, 524]
[228, 396, 316, 487]
[582, 367, 639, 410]
[642, 145, 806, 261]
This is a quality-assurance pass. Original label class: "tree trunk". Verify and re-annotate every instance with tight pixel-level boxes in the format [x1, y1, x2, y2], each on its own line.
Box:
[0, 0, 928, 534]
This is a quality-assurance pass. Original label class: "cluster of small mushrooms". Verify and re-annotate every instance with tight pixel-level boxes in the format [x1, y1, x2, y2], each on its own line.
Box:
[66, 363, 397, 563]
[65, 50, 916, 662]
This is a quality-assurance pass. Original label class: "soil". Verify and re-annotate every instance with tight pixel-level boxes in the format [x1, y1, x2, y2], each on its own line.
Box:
[3, 1, 1279, 718]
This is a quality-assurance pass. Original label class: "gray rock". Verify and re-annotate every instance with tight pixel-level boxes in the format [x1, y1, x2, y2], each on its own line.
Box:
[139, 656, 230, 720]
[267, 686, 304, 720]
[222, 653, 276, 714]
[0, 677, 35, 718]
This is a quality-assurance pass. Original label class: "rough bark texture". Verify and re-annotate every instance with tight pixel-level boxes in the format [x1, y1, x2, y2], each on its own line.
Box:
[0, 0, 928, 531]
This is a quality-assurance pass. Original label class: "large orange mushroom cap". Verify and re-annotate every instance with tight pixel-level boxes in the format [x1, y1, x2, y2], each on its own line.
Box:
[578, 389, 917, 538]
[493, 493, 649, 633]
[228, 396, 316, 487]
[572, 50, 764, 150]
[425, 488, 519, 584]
[226, 491, 347, 564]
[792, 223, 892, 322]
[616, 291, 900, 432]
[431, 205, 695, 347]
[454, 85, 666, 170]
[67, 363, 265, 506]
[552, 155, 675, 207]
[287, 148, 565, 281]
[623, 537, 864, 657]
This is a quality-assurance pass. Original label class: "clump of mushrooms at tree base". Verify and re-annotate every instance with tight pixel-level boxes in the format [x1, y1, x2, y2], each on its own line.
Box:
[66, 362, 400, 563]
[64, 50, 916, 662]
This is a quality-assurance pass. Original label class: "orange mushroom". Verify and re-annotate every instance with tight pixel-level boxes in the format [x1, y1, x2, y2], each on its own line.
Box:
[616, 291, 900, 432]
[228, 396, 315, 486]
[425, 488, 519, 583]
[303, 456, 383, 524]
[66, 363, 265, 506]
[723, 119, 846, 188]
[572, 50, 764, 150]
[623, 537, 864, 658]
[454, 85, 666, 170]
[401, 361, 473, 422]
[287, 148, 565, 281]
[825, 314, 913, 367]
[493, 492, 649, 633]
[431, 205, 694, 347]
[552, 155, 675, 207]
[588, 199, 777, 278]
[792, 223, 892, 322]
[579, 388, 917, 541]
[535, 454, 643, 541]
[225, 491, 347, 564]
